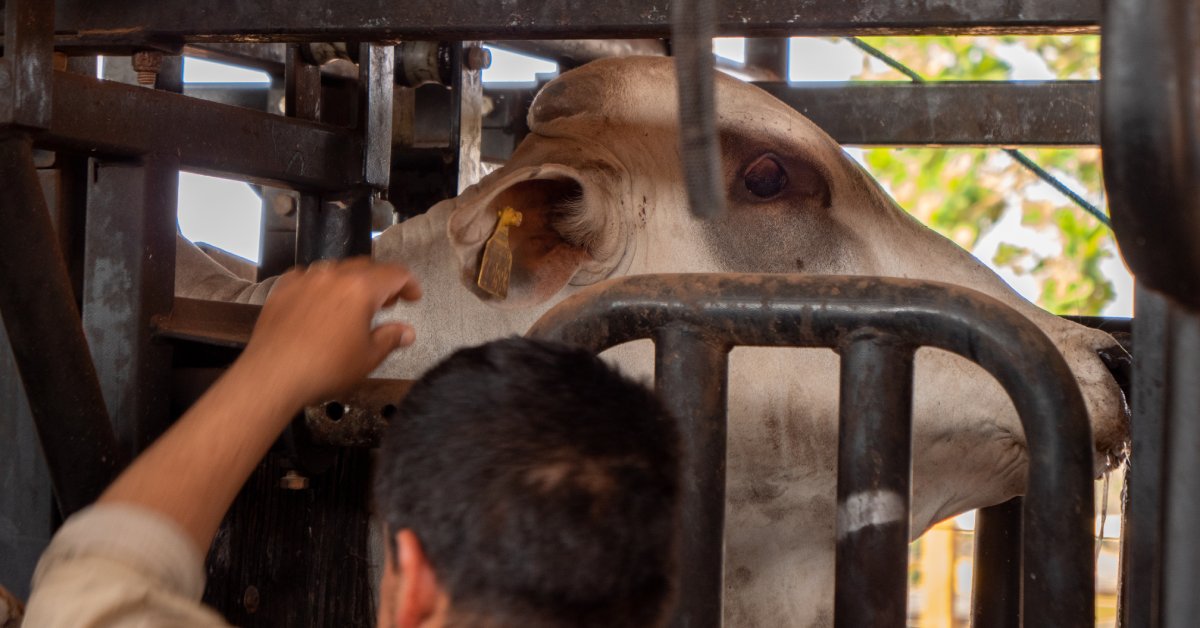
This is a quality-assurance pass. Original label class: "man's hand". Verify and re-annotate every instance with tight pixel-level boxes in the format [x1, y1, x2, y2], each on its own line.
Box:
[98, 257, 422, 553]
[238, 257, 423, 406]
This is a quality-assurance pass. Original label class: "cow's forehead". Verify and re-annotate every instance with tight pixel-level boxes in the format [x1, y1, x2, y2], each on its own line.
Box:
[529, 56, 808, 137]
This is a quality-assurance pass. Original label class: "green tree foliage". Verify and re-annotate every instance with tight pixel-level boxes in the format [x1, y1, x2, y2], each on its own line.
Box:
[848, 36, 1114, 315]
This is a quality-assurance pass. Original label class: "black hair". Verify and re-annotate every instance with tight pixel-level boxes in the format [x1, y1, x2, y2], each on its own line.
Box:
[373, 337, 681, 627]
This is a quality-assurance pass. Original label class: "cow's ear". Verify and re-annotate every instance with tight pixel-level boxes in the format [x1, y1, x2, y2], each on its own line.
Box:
[448, 164, 610, 308]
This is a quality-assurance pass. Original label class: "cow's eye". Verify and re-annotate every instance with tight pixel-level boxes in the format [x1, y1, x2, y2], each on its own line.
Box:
[743, 155, 788, 199]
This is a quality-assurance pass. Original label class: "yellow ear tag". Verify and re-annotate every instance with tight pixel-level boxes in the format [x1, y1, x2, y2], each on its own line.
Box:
[476, 207, 524, 299]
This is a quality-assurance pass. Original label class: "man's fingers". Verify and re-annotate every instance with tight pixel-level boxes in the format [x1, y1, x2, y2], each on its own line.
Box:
[363, 263, 423, 308]
[368, 323, 416, 364]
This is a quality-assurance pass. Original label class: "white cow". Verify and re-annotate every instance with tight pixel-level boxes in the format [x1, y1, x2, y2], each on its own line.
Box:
[178, 57, 1129, 627]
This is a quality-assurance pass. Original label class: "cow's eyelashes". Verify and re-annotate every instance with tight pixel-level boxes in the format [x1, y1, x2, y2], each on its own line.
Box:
[743, 155, 788, 199]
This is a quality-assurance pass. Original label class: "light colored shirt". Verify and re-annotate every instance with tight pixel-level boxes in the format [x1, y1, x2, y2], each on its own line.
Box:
[23, 503, 231, 627]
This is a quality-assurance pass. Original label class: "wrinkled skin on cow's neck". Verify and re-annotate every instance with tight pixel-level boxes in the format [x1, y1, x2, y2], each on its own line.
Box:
[177, 57, 1128, 628]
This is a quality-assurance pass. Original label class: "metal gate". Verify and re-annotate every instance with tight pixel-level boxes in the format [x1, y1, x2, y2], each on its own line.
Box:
[527, 273, 1094, 628]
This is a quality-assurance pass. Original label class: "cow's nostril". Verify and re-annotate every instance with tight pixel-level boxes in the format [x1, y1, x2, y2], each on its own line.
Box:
[1097, 340, 1133, 405]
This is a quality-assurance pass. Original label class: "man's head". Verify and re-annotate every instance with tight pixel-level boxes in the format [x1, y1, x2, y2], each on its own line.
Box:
[373, 337, 681, 628]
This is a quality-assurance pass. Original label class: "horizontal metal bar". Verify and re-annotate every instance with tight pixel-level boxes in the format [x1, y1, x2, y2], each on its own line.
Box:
[36, 70, 364, 191]
[527, 273, 1095, 627]
[482, 81, 1098, 150]
[302, 379, 416, 447]
[153, 297, 260, 348]
[43, 0, 1099, 43]
[756, 81, 1098, 145]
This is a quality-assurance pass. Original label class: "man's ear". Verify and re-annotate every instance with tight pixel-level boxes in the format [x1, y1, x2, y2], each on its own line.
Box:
[447, 164, 614, 309]
[392, 529, 444, 628]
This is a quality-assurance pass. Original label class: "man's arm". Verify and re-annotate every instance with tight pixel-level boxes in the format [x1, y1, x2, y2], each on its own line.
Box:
[99, 257, 422, 555]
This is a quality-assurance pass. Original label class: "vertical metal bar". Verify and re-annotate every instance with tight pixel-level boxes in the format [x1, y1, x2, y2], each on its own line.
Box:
[453, 42, 484, 193]
[0, 155, 84, 597]
[656, 325, 729, 628]
[834, 330, 915, 627]
[285, 46, 322, 122]
[1160, 299, 1200, 628]
[1, 0, 54, 128]
[297, 192, 372, 262]
[0, 135, 122, 515]
[1120, 287, 1170, 627]
[744, 38, 789, 81]
[359, 42, 394, 190]
[82, 155, 179, 453]
[259, 47, 320, 277]
[972, 498, 1024, 628]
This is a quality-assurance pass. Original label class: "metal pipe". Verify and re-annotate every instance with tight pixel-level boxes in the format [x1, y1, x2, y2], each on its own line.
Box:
[672, 0, 725, 220]
[655, 326, 730, 628]
[527, 273, 1095, 627]
[0, 135, 123, 515]
[833, 330, 915, 627]
[972, 498, 1024, 628]
[1102, 0, 1200, 309]
[1119, 287, 1171, 628]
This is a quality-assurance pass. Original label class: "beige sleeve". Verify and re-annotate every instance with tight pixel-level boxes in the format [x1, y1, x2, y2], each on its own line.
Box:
[23, 503, 231, 628]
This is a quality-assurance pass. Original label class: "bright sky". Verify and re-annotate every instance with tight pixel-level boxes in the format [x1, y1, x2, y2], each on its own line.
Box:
[175, 40, 1132, 316]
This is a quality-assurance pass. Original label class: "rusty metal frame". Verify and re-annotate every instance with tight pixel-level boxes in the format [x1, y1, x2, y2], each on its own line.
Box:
[28, 0, 1100, 45]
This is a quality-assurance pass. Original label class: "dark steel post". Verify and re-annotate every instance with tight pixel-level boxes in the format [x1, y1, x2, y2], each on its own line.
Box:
[259, 46, 321, 277]
[833, 330, 915, 627]
[1159, 299, 1200, 628]
[0, 136, 122, 515]
[657, 325, 730, 628]
[0, 0, 53, 129]
[1102, 0, 1200, 308]
[82, 155, 179, 453]
[744, 38, 789, 81]
[1119, 287, 1171, 628]
[972, 498, 1024, 628]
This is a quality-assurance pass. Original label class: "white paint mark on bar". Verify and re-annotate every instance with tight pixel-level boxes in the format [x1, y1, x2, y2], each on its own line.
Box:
[837, 490, 906, 540]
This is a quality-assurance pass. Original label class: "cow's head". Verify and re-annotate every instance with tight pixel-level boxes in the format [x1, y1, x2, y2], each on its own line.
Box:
[446, 56, 1129, 526]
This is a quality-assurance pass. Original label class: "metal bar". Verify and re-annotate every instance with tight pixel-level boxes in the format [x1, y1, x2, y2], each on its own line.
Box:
[153, 298, 260, 348]
[0, 135, 122, 515]
[480, 81, 1099, 158]
[526, 273, 1095, 627]
[743, 38, 789, 81]
[0, 317, 54, 600]
[37, 70, 363, 191]
[1159, 297, 1200, 628]
[490, 39, 667, 69]
[187, 80, 1102, 152]
[1, 0, 54, 128]
[1119, 287, 1171, 628]
[833, 330, 914, 627]
[296, 192, 373, 262]
[757, 81, 1099, 146]
[455, 42, 484, 193]
[1102, 0, 1200, 309]
[46, 0, 1101, 42]
[359, 42, 394, 190]
[972, 498, 1024, 628]
[82, 156, 178, 453]
[301, 378, 415, 447]
[655, 326, 730, 628]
